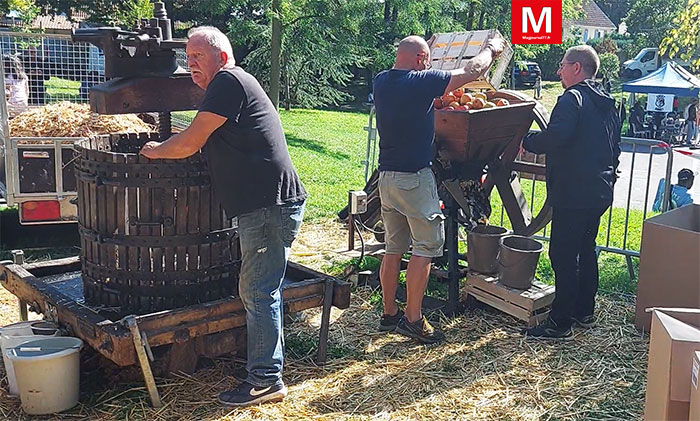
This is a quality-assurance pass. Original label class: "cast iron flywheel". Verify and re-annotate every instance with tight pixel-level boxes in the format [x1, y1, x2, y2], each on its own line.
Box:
[481, 89, 552, 236]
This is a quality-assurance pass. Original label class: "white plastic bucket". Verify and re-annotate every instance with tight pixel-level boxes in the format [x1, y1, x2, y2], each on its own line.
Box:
[7, 337, 83, 415]
[1, 321, 60, 396]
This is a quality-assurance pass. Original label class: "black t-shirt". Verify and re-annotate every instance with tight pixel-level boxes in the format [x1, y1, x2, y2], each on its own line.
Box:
[689, 104, 697, 120]
[198, 68, 306, 217]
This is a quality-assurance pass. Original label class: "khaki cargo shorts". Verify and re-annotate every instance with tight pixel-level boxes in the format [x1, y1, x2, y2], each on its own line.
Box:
[378, 168, 445, 258]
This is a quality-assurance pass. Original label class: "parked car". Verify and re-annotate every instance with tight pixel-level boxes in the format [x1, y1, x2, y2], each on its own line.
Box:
[513, 61, 541, 87]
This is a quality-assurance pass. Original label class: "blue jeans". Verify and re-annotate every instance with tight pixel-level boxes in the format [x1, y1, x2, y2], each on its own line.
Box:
[686, 121, 697, 145]
[236, 200, 305, 387]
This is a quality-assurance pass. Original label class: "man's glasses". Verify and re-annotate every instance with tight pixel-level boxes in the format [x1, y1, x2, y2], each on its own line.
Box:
[558, 61, 575, 69]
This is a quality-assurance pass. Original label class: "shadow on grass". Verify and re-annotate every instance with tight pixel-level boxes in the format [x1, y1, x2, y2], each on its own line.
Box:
[286, 134, 350, 161]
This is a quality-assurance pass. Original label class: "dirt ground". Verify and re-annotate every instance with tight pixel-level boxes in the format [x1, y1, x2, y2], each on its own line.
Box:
[0, 218, 649, 420]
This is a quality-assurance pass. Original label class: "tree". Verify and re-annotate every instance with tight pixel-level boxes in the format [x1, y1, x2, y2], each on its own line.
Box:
[35, 0, 151, 25]
[659, 0, 700, 71]
[2, 0, 40, 25]
[598, 52, 620, 78]
[596, 0, 632, 26]
[624, 0, 686, 48]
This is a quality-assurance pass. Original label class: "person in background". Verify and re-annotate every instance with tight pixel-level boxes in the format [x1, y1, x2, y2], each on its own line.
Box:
[618, 97, 626, 129]
[686, 98, 697, 147]
[522, 45, 621, 340]
[628, 101, 644, 137]
[3, 54, 29, 117]
[534, 74, 542, 99]
[652, 168, 695, 211]
[21, 47, 49, 106]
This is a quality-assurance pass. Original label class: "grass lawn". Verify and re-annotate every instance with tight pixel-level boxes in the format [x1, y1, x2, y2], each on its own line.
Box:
[45, 77, 82, 103]
[280, 109, 369, 221]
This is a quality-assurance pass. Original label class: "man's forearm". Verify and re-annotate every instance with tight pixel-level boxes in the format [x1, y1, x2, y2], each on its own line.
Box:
[147, 131, 200, 159]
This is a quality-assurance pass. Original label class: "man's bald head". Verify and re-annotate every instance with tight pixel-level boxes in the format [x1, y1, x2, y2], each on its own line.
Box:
[394, 36, 430, 71]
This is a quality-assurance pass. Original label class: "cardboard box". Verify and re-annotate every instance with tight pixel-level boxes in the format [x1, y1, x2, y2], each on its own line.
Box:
[690, 351, 700, 421]
[635, 204, 700, 331]
[644, 308, 700, 421]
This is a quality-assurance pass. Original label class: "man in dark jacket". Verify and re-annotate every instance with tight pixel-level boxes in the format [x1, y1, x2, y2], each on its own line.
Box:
[522, 45, 621, 339]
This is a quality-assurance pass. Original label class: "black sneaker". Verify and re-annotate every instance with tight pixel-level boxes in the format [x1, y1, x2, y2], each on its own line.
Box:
[395, 316, 445, 344]
[572, 315, 596, 329]
[218, 381, 288, 407]
[379, 309, 404, 332]
[523, 318, 573, 340]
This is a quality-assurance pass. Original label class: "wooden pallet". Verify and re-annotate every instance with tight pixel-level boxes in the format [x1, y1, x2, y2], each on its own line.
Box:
[465, 272, 555, 327]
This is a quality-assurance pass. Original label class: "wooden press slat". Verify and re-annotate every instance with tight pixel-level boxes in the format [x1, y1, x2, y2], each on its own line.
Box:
[163, 171, 176, 309]
[137, 147, 153, 312]
[175, 175, 189, 307]
[187, 168, 200, 302]
[87, 148, 101, 302]
[100, 149, 116, 306]
[126, 149, 139, 311]
[198, 174, 211, 302]
[151, 180, 165, 311]
[209, 191, 223, 297]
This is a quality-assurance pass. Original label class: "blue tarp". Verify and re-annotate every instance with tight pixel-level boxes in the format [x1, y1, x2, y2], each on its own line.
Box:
[622, 62, 700, 97]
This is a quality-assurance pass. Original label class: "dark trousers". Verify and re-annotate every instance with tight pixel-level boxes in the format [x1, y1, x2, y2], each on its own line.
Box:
[548, 206, 608, 328]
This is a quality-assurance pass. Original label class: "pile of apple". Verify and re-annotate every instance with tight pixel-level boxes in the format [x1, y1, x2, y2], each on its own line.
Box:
[434, 89, 510, 111]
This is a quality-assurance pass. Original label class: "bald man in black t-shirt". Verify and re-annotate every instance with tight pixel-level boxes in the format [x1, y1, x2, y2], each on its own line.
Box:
[140, 26, 306, 408]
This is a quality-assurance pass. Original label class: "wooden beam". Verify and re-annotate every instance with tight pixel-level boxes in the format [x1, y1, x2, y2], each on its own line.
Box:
[23, 256, 81, 277]
[0, 264, 136, 366]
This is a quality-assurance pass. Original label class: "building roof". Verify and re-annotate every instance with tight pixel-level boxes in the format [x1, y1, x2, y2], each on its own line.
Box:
[564, 0, 616, 29]
[0, 9, 88, 31]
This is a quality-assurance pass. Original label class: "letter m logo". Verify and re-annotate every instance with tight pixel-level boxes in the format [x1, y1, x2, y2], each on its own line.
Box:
[511, 0, 562, 45]
[523, 7, 551, 33]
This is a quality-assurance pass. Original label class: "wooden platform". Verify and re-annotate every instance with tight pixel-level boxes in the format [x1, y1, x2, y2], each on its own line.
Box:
[465, 272, 555, 327]
[0, 256, 350, 367]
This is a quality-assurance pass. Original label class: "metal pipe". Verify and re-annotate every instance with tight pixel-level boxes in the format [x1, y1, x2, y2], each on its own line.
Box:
[661, 143, 673, 212]
[622, 143, 636, 250]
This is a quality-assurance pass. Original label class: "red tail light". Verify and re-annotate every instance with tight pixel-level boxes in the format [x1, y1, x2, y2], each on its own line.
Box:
[21, 201, 61, 222]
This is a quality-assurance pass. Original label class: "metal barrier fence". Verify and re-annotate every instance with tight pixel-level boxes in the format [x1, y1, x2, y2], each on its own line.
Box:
[0, 31, 189, 119]
[361, 112, 676, 279]
[0, 32, 105, 112]
[490, 135, 674, 279]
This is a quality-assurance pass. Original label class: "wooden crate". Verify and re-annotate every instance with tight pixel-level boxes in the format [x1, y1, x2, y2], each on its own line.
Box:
[434, 100, 536, 163]
[465, 272, 555, 327]
[426, 30, 513, 90]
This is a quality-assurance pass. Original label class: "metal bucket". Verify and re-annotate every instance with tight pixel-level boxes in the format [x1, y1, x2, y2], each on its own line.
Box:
[466, 225, 509, 274]
[498, 235, 543, 289]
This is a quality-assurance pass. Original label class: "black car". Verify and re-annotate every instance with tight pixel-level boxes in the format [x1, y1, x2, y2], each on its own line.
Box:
[513, 61, 541, 87]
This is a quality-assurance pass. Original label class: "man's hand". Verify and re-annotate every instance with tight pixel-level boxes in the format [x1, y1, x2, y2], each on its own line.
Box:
[443, 36, 506, 94]
[140, 141, 162, 159]
[485, 37, 505, 58]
